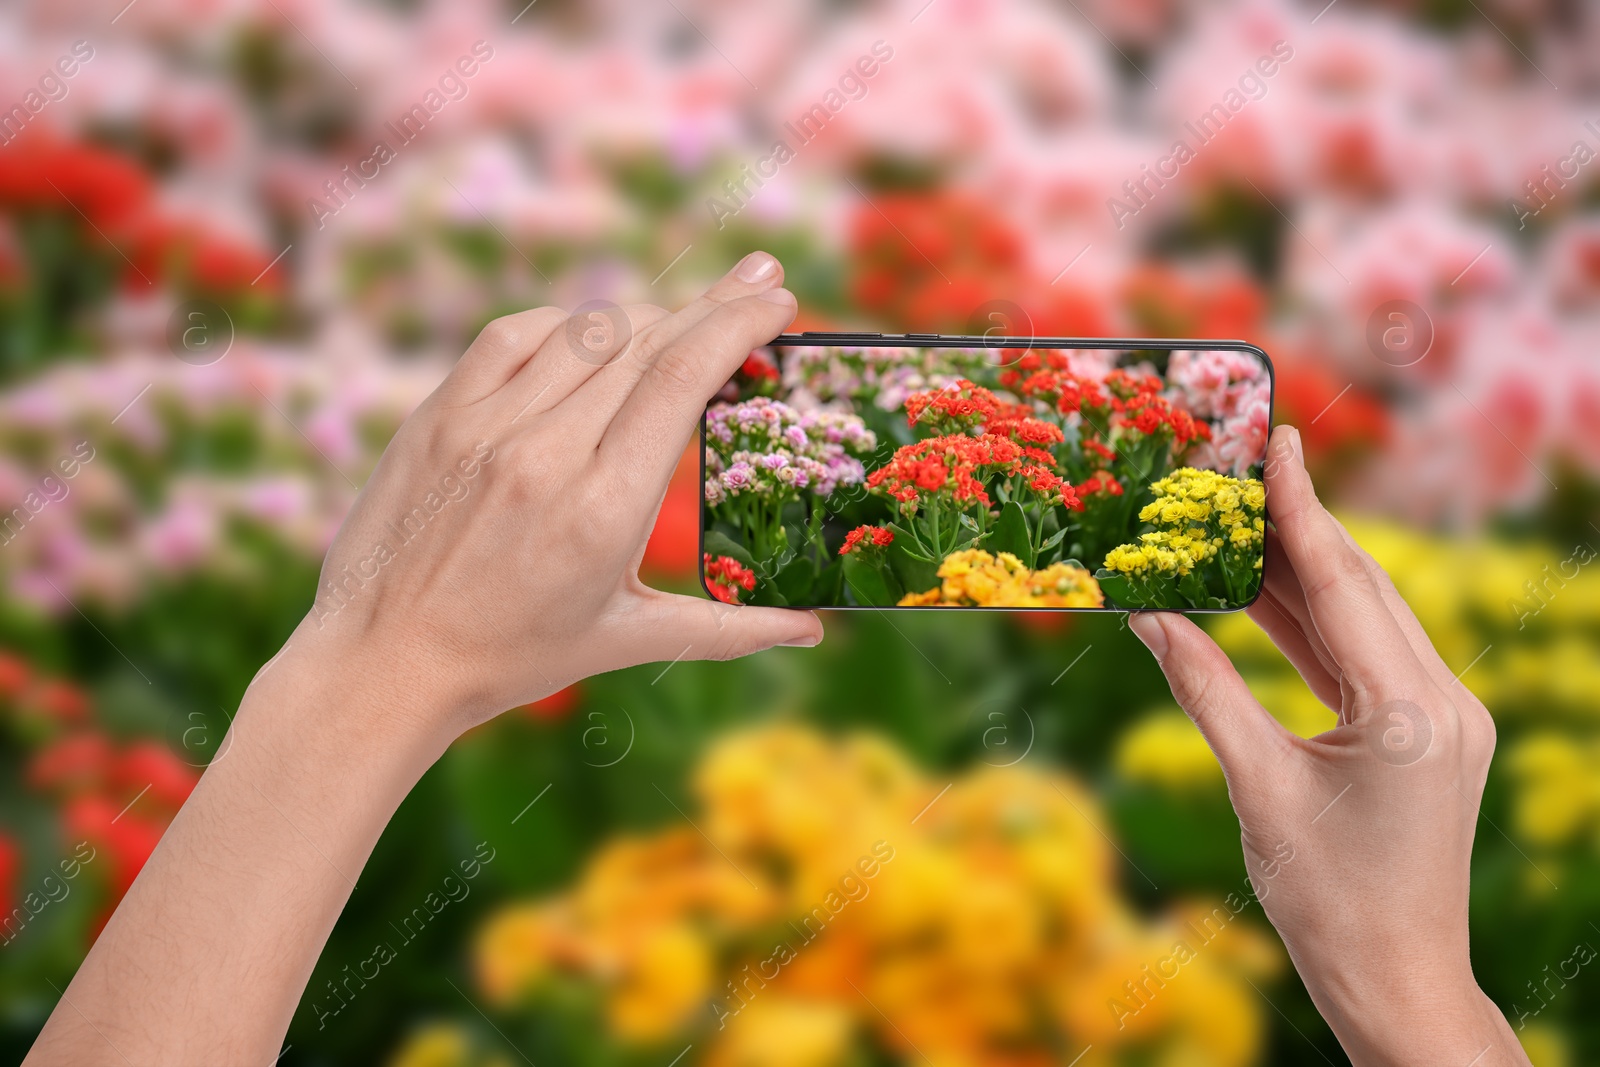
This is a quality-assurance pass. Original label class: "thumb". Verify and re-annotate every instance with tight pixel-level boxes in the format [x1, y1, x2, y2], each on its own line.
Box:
[632, 594, 823, 666]
[1128, 612, 1293, 781]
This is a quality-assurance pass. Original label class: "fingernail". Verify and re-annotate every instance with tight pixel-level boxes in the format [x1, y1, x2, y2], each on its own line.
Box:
[736, 251, 778, 283]
[758, 287, 796, 305]
[1128, 613, 1169, 662]
[780, 633, 821, 647]
[1287, 426, 1303, 467]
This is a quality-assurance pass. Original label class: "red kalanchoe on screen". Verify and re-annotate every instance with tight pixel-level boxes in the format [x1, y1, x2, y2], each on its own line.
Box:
[704, 553, 757, 605]
[839, 525, 894, 555]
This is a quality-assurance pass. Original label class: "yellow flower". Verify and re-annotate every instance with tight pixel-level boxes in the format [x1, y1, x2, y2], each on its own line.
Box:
[386, 1025, 511, 1067]
[1519, 1022, 1572, 1067]
[474, 904, 555, 1005]
[1115, 712, 1224, 791]
[706, 999, 854, 1067]
[1506, 734, 1600, 846]
[1103, 468, 1263, 586]
[609, 922, 713, 1040]
[899, 549, 1103, 607]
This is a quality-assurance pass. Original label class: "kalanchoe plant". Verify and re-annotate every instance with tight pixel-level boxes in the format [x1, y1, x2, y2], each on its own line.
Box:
[1096, 467, 1266, 609]
[703, 344, 1270, 609]
[703, 397, 877, 563]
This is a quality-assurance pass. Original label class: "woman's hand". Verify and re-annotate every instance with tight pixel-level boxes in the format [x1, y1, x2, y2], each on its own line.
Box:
[282, 250, 821, 741]
[23, 254, 822, 1067]
[1128, 424, 1528, 1067]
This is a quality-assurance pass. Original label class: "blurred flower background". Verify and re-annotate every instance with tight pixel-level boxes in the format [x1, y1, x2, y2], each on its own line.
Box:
[1, 0, 1598, 1063]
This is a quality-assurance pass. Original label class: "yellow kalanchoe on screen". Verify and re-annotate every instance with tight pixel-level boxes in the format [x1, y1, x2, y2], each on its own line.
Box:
[898, 549, 1104, 607]
[1098, 467, 1265, 609]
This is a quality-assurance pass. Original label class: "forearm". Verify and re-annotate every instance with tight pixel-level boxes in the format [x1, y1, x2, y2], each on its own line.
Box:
[25, 639, 451, 1066]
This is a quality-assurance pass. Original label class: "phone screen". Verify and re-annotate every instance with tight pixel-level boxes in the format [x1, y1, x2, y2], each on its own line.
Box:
[700, 338, 1272, 611]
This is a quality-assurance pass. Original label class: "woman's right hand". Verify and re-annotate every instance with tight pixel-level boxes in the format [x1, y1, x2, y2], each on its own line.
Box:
[273, 250, 822, 746]
[1128, 425, 1529, 1067]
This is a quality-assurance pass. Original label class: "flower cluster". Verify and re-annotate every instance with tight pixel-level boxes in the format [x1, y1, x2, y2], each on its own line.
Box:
[902, 379, 1003, 434]
[899, 549, 1104, 607]
[1169, 350, 1272, 476]
[1, 648, 199, 929]
[471, 725, 1277, 1064]
[1104, 370, 1211, 446]
[866, 433, 1079, 513]
[838, 525, 893, 555]
[782, 345, 994, 413]
[702, 554, 756, 605]
[1101, 468, 1265, 608]
[703, 398, 876, 506]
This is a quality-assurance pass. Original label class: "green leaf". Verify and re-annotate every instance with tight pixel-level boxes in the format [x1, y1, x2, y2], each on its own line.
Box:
[888, 522, 938, 563]
[842, 553, 902, 607]
[889, 537, 939, 598]
[702, 530, 756, 569]
[813, 562, 845, 606]
[987, 501, 1033, 567]
[1093, 569, 1143, 609]
[774, 555, 816, 605]
[1037, 526, 1070, 563]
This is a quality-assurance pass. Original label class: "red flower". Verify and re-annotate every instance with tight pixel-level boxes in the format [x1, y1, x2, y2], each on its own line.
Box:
[28, 732, 114, 794]
[986, 415, 1065, 447]
[642, 447, 700, 580]
[64, 794, 163, 899]
[0, 650, 30, 700]
[0, 136, 152, 228]
[1075, 472, 1124, 498]
[704, 554, 757, 605]
[840, 525, 894, 555]
[904, 380, 1002, 432]
[524, 684, 582, 721]
[0, 832, 17, 918]
[739, 351, 780, 382]
[34, 679, 91, 722]
[112, 742, 200, 810]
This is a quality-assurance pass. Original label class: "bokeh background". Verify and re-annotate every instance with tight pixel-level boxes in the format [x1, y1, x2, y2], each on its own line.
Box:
[2, 0, 1599, 1063]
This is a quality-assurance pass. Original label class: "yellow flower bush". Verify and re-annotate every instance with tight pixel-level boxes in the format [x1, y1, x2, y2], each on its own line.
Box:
[1098, 468, 1264, 609]
[898, 549, 1104, 607]
[472, 724, 1281, 1067]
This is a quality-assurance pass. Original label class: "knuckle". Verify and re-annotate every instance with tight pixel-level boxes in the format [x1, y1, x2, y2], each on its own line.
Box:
[648, 347, 702, 396]
[476, 309, 559, 355]
[1302, 548, 1373, 602]
[1169, 667, 1220, 721]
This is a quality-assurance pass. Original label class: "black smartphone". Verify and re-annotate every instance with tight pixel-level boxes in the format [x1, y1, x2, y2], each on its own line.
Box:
[699, 332, 1273, 611]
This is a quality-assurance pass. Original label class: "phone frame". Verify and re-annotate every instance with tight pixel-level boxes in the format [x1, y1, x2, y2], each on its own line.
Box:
[698, 332, 1275, 614]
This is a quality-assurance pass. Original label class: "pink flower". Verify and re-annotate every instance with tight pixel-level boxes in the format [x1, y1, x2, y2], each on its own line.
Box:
[1215, 386, 1271, 475]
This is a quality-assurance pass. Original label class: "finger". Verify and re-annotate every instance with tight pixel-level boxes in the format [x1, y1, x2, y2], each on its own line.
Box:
[598, 289, 797, 481]
[497, 304, 671, 425]
[1264, 424, 1429, 700]
[1327, 517, 1469, 704]
[1128, 612, 1295, 781]
[1259, 530, 1343, 685]
[1246, 587, 1342, 711]
[442, 308, 570, 404]
[567, 251, 788, 424]
[625, 593, 822, 665]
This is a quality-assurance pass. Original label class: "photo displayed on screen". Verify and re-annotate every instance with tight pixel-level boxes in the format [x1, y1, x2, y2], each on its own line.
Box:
[700, 342, 1272, 610]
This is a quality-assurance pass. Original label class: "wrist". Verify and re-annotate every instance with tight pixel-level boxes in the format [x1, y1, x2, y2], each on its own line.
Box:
[241, 629, 459, 780]
[1315, 976, 1519, 1066]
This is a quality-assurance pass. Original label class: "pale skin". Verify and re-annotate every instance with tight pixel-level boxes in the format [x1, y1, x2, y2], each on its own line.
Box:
[25, 255, 1526, 1066]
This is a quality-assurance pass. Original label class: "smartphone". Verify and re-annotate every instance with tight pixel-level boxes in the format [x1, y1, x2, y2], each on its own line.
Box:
[699, 332, 1273, 612]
